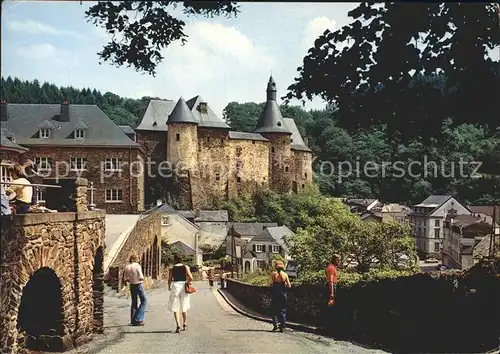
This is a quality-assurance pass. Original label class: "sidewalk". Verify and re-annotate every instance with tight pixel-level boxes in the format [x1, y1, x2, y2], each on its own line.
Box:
[218, 288, 318, 334]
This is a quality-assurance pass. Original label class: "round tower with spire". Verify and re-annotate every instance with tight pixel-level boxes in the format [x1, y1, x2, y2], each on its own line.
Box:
[166, 97, 199, 168]
[166, 98, 199, 208]
[254, 76, 293, 193]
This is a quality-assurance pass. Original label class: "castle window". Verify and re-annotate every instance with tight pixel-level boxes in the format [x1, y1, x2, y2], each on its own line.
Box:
[277, 122, 282, 127]
[285, 166, 289, 172]
[302, 184, 305, 189]
[39, 129, 50, 139]
[70, 157, 87, 171]
[215, 173, 220, 181]
[104, 158, 122, 171]
[74, 129, 85, 139]
[35, 157, 52, 170]
[237, 176, 241, 183]
[236, 146, 242, 156]
[207, 137, 210, 143]
[291, 138, 293, 143]
[221, 137, 224, 144]
[305, 172, 307, 178]
[252, 141, 255, 145]
[271, 147, 275, 153]
[105, 189, 123, 202]
[176, 133, 180, 141]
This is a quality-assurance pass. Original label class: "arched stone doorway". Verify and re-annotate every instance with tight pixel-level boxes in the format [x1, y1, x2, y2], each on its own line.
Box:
[92, 246, 104, 333]
[244, 261, 251, 273]
[17, 267, 64, 351]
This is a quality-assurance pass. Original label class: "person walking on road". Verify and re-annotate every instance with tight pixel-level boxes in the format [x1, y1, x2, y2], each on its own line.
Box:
[123, 255, 147, 326]
[207, 268, 215, 289]
[269, 260, 291, 332]
[325, 254, 340, 306]
[168, 254, 194, 333]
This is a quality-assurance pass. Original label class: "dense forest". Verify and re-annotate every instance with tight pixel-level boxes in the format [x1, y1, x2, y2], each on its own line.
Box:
[1, 76, 499, 205]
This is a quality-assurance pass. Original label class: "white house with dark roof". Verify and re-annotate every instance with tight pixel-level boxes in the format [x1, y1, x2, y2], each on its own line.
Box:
[240, 225, 294, 272]
[409, 195, 471, 258]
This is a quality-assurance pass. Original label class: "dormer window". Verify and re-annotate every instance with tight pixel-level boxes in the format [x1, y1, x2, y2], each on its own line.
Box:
[198, 102, 208, 114]
[40, 129, 50, 139]
[74, 129, 85, 139]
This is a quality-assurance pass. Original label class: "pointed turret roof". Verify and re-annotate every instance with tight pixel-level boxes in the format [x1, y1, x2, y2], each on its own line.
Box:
[167, 98, 199, 125]
[254, 76, 291, 134]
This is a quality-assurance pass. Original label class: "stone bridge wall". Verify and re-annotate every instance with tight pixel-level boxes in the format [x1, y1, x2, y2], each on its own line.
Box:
[0, 210, 105, 353]
[226, 259, 500, 353]
[108, 212, 161, 290]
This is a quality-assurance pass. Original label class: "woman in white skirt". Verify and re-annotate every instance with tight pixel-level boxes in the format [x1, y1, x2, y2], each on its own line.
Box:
[167, 254, 194, 333]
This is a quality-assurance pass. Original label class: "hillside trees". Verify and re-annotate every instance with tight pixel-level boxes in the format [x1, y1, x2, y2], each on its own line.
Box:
[285, 3, 500, 142]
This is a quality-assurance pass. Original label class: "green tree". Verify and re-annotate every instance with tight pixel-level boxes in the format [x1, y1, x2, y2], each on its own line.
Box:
[285, 3, 500, 139]
[84, 1, 240, 75]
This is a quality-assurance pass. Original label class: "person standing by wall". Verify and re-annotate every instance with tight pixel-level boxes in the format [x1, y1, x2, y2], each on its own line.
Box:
[325, 254, 340, 306]
[168, 254, 194, 333]
[6, 164, 32, 214]
[123, 255, 147, 326]
[269, 260, 291, 332]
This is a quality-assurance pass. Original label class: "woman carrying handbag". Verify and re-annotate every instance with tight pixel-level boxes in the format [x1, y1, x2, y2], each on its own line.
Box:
[168, 254, 195, 333]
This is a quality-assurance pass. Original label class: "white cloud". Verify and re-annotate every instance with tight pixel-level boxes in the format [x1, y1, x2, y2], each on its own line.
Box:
[16, 43, 79, 67]
[302, 16, 337, 48]
[7, 19, 81, 38]
[123, 21, 278, 116]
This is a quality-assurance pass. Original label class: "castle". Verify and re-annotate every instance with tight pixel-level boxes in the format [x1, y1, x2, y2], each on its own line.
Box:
[135, 77, 313, 209]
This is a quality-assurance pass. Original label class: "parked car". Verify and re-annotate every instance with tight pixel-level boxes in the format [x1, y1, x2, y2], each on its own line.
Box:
[425, 258, 439, 263]
[437, 264, 449, 271]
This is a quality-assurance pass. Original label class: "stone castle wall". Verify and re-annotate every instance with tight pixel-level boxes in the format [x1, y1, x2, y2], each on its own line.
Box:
[0, 209, 105, 353]
[137, 125, 313, 210]
[107, 212, 161, 290]
[226, 260, 500, 353]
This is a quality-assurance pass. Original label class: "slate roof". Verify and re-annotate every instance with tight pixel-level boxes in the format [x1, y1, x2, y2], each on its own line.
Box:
[1, 104, 141, 148]
[136, 99, 176, 131]
[0, 131, 28, 152]
[254, 76, 292, 135]
[118, 125, 136, 135]
[229, 222, 279, 237]
[228, 131, 269, 142]
[195, 210, 229, 222]
[254, 100, 292, 134]
[185, 96, 230, 129]
[170, 241, 196, 255]
[178, 210, 196, 219]
[251, 229, 277, 243]
[283, 118, 311, 152]
[414, 195, 453, 208]
[136, 97, 230, 130]
[265, 226, 293, 250]
[468, 206, 496, 217]
[166, 98, 199, 125]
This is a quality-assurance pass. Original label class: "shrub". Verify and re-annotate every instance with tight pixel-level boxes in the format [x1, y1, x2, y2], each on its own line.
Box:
[240, 269, 269, 286]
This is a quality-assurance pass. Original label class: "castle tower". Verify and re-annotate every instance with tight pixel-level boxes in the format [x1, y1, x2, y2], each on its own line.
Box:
[166, 98, 199, 208]
[254, 76, 293, 193]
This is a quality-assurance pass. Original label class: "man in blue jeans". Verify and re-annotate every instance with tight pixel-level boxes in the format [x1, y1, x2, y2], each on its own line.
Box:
[123, 255, 147, 326]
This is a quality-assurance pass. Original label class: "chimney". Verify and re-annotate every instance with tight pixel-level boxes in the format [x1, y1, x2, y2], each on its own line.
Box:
[1, 99, 7, 121]
[60, 100, 70, 122]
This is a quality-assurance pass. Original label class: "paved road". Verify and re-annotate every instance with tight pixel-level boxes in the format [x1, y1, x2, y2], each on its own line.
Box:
[88, 282, 385, 354]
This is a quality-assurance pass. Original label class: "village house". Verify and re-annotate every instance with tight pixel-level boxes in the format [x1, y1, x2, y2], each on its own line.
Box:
[409, 195, 471, 258]
[344, 198, 381, 215]
[442, 213, 498, 269]
[135, 76, 314, 209]
[0, 100, 145, 213]
[360, 203, 411, 224]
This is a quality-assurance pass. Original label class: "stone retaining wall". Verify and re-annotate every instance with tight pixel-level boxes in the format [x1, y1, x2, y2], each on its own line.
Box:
[0, 210, 106, 353]
[226, 260, 500, 353]
[108, 212, 161, 290]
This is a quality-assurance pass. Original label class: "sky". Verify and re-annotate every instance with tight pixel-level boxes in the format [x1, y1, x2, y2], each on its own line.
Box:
[1, 1, 359, 117]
